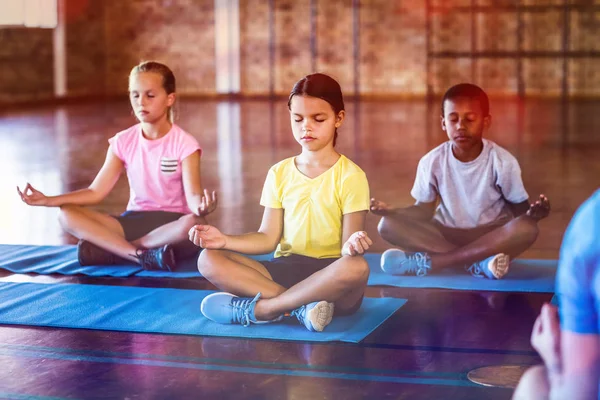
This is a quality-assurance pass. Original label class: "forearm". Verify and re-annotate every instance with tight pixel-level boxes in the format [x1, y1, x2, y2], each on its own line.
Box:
[46, 188, 104, 207]
[186, 194, 203, 215]
[223, 232, 278, 255]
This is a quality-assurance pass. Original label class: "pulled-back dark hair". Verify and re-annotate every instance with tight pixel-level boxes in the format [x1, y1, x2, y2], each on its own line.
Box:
[288, 73, 344, 146]
[441, 83, 489, 117]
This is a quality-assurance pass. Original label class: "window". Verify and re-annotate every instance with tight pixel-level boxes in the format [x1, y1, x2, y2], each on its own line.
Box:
[0, 0, 57, 28]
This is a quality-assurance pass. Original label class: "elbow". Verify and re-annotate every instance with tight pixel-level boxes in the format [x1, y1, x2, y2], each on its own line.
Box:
[262, 233, 280, 253]
[267, 239, 279, 253]
[86, 188, 106, 204]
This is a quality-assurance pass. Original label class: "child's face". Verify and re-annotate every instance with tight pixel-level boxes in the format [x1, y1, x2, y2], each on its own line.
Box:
[441, 97, 490, 151]
[289, 95, 344, 151]
[128, 72, 174, 124]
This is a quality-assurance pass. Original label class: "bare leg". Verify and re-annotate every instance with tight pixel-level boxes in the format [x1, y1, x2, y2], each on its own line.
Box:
[378, 213, 457, 253]
[198, 249, 286, 298]
[429, 215, 539, 270]
[198, 250, 369, 320]
[254, 256, 369, 320]
[58, 205, 139, 263]
[512, 365, 549, 400]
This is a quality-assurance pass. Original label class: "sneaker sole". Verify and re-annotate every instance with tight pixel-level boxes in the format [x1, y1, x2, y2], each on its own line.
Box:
[306, 301, 335, 332]
[488, 254, 510, 279]
[380, 248, 406, 274]
[199, 292, 235, 320]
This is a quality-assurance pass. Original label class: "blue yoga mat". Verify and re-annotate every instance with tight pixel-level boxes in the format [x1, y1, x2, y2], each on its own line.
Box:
[365, 254, 557, 293]
[0, 282, 406, 343]
[0, 245, 556, 292]
[0, 244, 141, 277]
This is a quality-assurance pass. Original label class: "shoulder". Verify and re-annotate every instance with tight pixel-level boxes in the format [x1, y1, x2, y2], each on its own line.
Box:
[269, 157, 295, 175]
[566, 190, 600, 247]
[337, 155, 368, 184]
[111, 124, 139, 142]
[487, 139, 519, 165]
[338, 155, 366, 176]
[337, 156, 368, 192]
[170, 124, 199, 144]
[423, 141, 449, 161]
[559, 190, 600, 279]
[108, 125, 140, 156]
[418, 141, 449, 169]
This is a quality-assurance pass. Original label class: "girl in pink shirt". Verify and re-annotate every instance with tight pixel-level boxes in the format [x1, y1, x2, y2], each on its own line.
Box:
[17, 61, 216, 271]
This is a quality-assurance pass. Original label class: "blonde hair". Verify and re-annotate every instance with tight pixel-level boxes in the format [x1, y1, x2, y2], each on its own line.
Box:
[129, 61, 176, 123]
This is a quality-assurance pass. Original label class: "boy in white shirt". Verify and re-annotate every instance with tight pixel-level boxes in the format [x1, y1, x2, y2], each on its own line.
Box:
[371, 83, 550, 279]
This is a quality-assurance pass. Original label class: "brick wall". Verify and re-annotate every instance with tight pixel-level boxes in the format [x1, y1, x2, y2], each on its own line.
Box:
[2, 0, 600, 103]
[0, 28, 54, 103]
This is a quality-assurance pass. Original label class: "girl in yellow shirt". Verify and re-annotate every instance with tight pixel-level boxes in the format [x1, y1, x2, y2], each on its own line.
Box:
[189, 73, 372, 332]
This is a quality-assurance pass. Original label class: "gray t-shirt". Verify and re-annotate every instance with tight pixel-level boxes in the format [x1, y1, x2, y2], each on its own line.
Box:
[411, 139, 529, 229]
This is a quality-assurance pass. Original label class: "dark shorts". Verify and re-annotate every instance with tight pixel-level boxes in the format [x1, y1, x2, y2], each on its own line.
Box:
[115, 210, 185, 242]
[261, 254, 339, 289]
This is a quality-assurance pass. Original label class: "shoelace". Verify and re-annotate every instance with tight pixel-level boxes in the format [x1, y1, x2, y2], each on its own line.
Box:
[230, 293, 262, 327]
[290, 304, 306, 325]
[135, 248, 157, 270]
[409, 252, 431, 277]
[465, 262, 483, 277]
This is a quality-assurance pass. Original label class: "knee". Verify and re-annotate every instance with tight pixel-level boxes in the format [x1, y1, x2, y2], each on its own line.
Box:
[57, 204, 81, 229]
[179, 213, 202, 230]
[377, 217, 396, 242]
[514, 216, 540, 243]
[197, 249, 225, 279]
[337, 256, 370, 286]
[513, 365, 549, 400]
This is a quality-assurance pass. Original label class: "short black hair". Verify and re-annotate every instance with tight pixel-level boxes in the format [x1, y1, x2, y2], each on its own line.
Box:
[441, 83, 489, 117]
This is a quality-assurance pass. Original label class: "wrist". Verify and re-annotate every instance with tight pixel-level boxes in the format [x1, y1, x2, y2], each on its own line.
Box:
[46, 196, 59, 207]
[222, 234, 230, 249]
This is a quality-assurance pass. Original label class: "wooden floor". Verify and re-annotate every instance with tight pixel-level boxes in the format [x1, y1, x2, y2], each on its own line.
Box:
[0, 98, 598, 399]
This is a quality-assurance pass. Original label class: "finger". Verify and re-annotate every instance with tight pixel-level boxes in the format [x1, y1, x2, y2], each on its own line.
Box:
[16, 187, 26, 201]
[191, 224, 208, 233]
[190, 225, 203, 237]
[26, 183, 38, 195]
[358, 237, 370, 250]
[349, 244, 357, 256]
[355, 239, 368, 254]
[531, 315, 543, 342]
[543, 304, 560, 330]
[353, 240, 364, 254]
[203, 188, 210, 200]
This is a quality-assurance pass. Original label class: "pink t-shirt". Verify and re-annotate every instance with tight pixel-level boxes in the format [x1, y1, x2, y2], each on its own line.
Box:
[108, 123, 202, 214]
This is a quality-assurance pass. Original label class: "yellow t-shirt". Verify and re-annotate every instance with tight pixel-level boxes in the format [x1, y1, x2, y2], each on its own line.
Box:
[260, 155, 370, 259]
